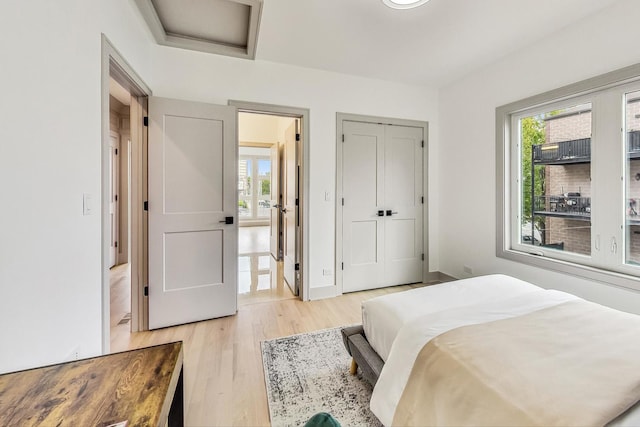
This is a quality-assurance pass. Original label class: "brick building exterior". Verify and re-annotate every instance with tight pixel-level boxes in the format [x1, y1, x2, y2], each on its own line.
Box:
[534, 96, 640, 262]
[543, 108, 592, 255]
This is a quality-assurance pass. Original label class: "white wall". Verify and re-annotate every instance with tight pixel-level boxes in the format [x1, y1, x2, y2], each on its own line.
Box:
[0, 0, 152, 373]
[438, 0, 640, 314]
[239, 112, 280, 143]
[0, 0, 436, 372]
[147, 45, 439, 297]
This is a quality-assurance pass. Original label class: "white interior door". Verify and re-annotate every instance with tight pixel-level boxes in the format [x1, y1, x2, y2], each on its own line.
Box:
[384, 125, 423, 285]
[148, 96, 237, 330]
[342, 121, 423, 292]
[269, 142, 280, 260]
[283, 122, 297, 294]
[109, 132, 120, 268]
[342, 121, 385, 291]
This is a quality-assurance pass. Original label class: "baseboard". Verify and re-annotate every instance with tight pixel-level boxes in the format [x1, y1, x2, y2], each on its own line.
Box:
[308, 285, 337, 300]
[425, 271, 458, 283]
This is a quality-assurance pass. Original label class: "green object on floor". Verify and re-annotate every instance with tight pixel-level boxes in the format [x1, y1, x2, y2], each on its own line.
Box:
[304, 412, 341, 427]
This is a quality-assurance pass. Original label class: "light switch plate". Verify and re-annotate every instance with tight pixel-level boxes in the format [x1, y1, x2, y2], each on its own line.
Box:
[83, 193, 93, 216]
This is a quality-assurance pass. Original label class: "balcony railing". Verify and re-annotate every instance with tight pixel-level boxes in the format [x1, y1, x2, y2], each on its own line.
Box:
[532, 132, 640, 162]
[629, 130, 640, 158]
[533, 138, 591, 164]
[534, 194, 591, 220]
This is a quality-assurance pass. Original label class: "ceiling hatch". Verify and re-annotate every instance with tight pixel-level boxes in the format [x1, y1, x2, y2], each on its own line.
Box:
[134, 0, 263, 59]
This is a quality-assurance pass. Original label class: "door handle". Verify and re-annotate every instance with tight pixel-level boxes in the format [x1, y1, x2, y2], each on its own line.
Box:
[282, 208, 288, 214]
[219, 216, 234, 224]
[273, 204, 280, 209]
[386, 210, 398, 216]
[377, 210, 384, 217]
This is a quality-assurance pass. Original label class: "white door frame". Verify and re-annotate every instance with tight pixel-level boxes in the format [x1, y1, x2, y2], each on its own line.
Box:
[335, 113, 432, 295]
[101, 35, 152, 353]
[229, 100, 310, 301]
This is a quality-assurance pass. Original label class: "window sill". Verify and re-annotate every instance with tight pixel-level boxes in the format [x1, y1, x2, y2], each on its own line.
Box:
[497, 247, 640, 292]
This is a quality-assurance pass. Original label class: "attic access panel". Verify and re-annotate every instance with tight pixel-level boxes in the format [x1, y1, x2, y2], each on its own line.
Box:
[135, 0, 262, 59]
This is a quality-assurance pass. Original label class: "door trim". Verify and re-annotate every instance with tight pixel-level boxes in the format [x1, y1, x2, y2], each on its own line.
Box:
[336, 113, 430, 295]
[229, 100, 310, 301]
[101, 35, 152, 353]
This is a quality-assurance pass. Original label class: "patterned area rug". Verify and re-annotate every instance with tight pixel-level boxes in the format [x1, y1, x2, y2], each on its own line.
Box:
[261, 327, 383, 427]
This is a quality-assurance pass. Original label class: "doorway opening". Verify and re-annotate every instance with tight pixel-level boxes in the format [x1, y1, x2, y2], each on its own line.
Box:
[108, 78, 132, 347]
[235, 105, 309, 304]
[102, 35, 152, 352]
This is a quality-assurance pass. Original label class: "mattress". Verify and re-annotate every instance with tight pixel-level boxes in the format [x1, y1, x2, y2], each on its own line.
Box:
[361, 274, 541, 362]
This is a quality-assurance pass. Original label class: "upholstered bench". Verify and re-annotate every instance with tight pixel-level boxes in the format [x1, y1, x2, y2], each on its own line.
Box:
[340, 325, 384, 386]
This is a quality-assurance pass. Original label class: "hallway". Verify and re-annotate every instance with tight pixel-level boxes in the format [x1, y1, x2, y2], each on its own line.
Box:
[238, 225, 295, 306]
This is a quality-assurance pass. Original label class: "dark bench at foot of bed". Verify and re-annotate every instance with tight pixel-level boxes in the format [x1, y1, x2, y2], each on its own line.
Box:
[341, 325, 384, 386]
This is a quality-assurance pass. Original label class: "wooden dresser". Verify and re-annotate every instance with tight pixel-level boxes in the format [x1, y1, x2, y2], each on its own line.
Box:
[0, 341, 183, 427]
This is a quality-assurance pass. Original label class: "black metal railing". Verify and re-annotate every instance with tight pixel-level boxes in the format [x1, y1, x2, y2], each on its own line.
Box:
[533, 138, 591, 164]
[534, 194, 591, 217]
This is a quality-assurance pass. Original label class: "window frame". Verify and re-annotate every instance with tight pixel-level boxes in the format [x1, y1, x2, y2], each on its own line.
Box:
[496, 63, 640, 291]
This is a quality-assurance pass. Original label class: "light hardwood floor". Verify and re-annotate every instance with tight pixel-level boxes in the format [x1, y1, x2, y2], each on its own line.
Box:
[110, 282, 429, 426]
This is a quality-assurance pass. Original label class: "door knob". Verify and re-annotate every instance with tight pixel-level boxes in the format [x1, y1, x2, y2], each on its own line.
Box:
[282, 208, 288, 213]
[386, 210, 398, 216]
[377, 210, 384, 217]
[219, 216, 234, 224]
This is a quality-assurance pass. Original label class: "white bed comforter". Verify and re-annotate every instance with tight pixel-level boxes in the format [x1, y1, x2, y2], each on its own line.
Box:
[369, 289, 579, 426]
[362, 274, 541, 362]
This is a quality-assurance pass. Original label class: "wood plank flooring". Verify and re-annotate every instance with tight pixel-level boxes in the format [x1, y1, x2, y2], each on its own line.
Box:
[110, 283, 429, 426]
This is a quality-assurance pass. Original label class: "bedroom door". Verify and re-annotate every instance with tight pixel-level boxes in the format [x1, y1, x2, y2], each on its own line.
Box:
[269, 142, 280, 260]
[282, 121, 298, 295]
[147, 96, 237, 330]
[109, 132, 120, 268]
[341, 120, 423, 292]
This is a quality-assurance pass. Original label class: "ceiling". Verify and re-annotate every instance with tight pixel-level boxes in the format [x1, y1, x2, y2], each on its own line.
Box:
[135, 0, 262, 59]
[136, 0, 621, 87]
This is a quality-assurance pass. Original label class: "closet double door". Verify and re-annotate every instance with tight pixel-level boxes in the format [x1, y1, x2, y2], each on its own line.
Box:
[342, 120, 424, 292]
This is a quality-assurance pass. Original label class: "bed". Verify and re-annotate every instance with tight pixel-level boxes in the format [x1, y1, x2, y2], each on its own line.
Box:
[341, 274, 640, 426]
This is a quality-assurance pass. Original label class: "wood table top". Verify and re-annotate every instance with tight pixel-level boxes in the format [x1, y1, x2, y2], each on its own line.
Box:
[0, 341, 183, 427]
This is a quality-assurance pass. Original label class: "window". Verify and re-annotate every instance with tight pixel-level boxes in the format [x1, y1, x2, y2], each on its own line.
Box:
[239, 150, 271, 221]
[497, 64, 640, 290]
[517, 103, 592, 258]
[625, 90, 640, 267]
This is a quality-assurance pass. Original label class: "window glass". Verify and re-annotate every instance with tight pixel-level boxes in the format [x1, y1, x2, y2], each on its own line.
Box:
[257, 159, 271, 218]
[519, 103, 592, 256]
[239, 158, 252, 218]
[625, 90, 640, 266]
[239, 155, 271, 220]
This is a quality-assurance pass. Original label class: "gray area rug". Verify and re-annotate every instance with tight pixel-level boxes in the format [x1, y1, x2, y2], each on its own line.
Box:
[261, 327, 383, 427]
